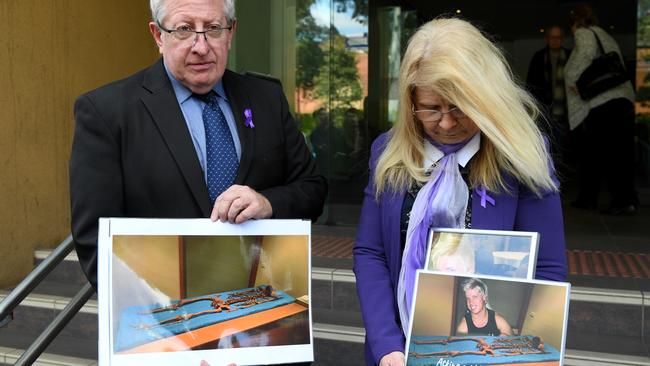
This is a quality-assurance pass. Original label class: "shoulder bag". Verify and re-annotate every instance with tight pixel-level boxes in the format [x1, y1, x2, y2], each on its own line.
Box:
[575, 28, 628, 100]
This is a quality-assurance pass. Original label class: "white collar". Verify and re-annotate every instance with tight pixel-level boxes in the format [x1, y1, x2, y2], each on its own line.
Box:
[423, 133, 481, 169]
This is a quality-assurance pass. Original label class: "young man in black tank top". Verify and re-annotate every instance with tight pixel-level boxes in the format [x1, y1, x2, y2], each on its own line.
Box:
[455, 278, 513, 336]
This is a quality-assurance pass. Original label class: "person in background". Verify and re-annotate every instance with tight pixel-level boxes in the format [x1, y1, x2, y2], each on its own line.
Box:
[353, 18, 566, 366]
[526, 25, 572, 175]
[309, 107, 332, 176]
[70, 0, 326, 290]
[564, 4, 638, 215]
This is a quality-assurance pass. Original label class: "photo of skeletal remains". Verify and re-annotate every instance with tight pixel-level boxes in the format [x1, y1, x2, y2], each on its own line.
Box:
[406, 271, 570, 366]
[130, 285, 285, 331]
[98, 218, 313, 366]
[410, 335, 547, 358]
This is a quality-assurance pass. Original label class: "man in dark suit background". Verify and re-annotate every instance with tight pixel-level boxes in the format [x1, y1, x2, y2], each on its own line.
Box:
[70, 0, 327, 289]
[526, 25, 572, 176]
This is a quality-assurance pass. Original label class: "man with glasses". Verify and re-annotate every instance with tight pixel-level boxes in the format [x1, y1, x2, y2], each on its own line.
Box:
[70, 0, 327, 290]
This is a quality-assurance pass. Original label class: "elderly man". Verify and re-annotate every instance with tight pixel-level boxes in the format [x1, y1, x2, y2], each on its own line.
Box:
[456, 278, 513, 336]
[69, 0, 327, 289]
[527, 25, 571, 121]
[526, 25, 572, 174]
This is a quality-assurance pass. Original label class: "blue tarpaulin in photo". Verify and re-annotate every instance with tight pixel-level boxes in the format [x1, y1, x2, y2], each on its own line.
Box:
[115, 285, 295, 352]
[407, 335, 561, 366]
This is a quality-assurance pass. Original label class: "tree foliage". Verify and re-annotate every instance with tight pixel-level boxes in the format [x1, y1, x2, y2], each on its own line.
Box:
[315, 29, 363, 110]
[296, 0, 365, 113]
[638, 0, 650, 105]
[639, 12, 650, 47]
[333, 0, 368, 24]
[296, 0, 327, 92]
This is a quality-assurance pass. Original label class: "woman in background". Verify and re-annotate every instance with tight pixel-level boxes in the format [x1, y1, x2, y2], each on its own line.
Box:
[564, 4, 637, 214]
[353, 18, 567, 366]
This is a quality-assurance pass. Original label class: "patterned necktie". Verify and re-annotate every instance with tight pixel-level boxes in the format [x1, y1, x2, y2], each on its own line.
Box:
[195, 92, 238, 204]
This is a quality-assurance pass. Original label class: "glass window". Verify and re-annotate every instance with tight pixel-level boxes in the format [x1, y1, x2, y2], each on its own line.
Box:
[229, 1, 644, 227]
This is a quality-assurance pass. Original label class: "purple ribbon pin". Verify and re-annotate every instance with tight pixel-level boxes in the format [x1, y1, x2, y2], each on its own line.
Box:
[475, 186, 495, 208]
[244, 108, 254, 128]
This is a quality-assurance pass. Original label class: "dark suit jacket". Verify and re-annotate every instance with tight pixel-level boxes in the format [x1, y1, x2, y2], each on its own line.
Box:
[70, 59, 327, 288]
[526, 46, 571, 109]
[353, 133, 567, 365]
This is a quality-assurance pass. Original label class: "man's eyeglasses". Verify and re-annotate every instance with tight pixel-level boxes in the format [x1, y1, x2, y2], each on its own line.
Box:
[157, 23, 232, 44]
[412, 105, 467, 122]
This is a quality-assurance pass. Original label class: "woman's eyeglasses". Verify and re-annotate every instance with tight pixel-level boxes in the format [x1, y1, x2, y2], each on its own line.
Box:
[412, 105, 467, 122]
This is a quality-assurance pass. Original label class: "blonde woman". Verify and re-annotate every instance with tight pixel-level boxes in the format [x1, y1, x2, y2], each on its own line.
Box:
[353, 18, 567, 366]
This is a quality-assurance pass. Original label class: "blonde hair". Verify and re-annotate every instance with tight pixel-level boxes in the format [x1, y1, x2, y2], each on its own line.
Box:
[462, 277, 491, 309]
[374, 18, 557, 197]
[429, 232, 475, 273]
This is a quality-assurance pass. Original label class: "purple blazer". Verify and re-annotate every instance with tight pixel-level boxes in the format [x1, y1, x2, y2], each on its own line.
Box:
[352, 133, 567, 365]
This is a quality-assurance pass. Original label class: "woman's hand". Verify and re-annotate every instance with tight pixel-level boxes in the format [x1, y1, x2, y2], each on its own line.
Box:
[379, 351, 405, 366]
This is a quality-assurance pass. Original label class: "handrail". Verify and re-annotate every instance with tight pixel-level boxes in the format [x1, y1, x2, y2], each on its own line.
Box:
[0, 234, 75, 326]
[14, 282, 94, 366]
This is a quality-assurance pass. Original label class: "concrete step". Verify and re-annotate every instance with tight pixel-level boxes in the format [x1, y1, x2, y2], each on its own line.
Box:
[568, 287, 648, 343]
[33, 250, 86, 288]
[0, 345, 97, 366]
[0, 332, 97, 364]
[0, 292, 97, 343]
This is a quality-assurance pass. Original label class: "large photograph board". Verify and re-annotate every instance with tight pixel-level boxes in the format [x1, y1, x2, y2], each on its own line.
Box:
[98, 218, 313, 366]
[425, 228, 539, 279]
[405, 270, 570, 366]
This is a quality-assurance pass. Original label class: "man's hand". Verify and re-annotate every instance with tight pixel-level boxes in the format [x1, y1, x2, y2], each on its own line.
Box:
[379, 351, 405, 366]
[210, 185, 273, 223]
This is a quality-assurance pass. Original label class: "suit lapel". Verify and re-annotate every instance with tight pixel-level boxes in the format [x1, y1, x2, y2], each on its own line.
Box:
[140, 59, 212, 217]
[223, 70, 254, 184]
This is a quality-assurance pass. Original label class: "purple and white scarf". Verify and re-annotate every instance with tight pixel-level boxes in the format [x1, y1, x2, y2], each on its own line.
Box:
[396, 133, 480, 333]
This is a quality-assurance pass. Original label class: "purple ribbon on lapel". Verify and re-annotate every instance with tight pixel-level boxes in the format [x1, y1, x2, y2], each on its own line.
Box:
[244, 108, 254, 128]
[475, 186, 495, 208]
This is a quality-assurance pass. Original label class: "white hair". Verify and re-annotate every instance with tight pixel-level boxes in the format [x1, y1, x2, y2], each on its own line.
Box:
[462, 277, 492, 310]
[150, 0, 236, 25]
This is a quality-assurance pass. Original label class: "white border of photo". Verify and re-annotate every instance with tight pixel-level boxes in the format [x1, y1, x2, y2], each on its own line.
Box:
[98, 218, 313, 366]
[424, 227, 540, 280]
[405, 270, 570, 366]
